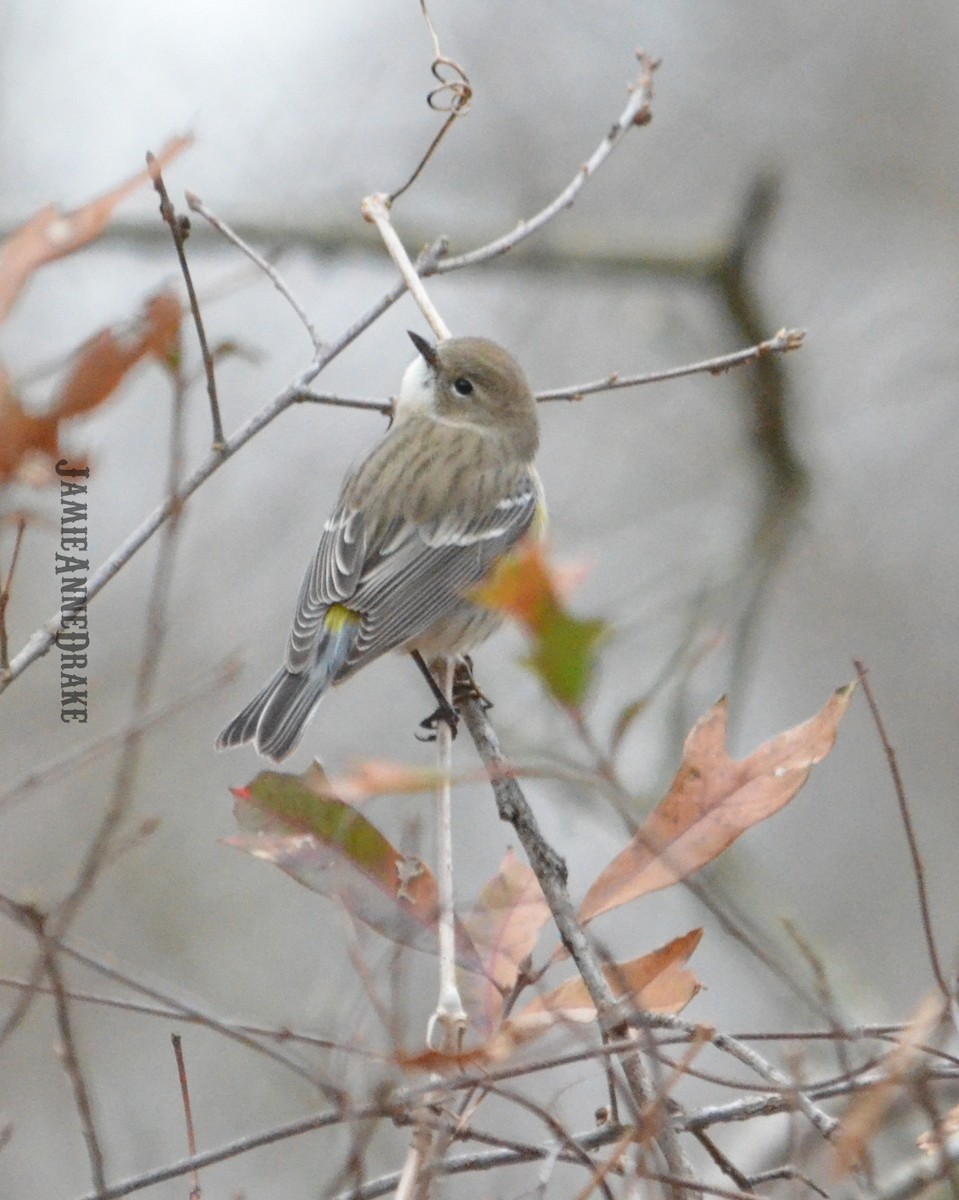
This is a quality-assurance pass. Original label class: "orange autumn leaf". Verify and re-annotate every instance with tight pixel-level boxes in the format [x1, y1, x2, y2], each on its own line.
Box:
[398, 930, 703, 1074]
[580, 685, 855, 924]
[472, 541, 586, 630]
[512, 929, 703, 1030]
[0, 292, 182, 485]
[55, 292, 182, 418]
[0, 366, 65, 484]
[0, 135, 192, 324]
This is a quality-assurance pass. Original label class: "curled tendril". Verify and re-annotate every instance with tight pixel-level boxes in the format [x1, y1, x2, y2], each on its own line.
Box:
[427, 56, 472, 115]
[387, 56, 473, 204]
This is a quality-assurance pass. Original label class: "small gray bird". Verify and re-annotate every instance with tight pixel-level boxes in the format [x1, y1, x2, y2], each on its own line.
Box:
[216, 332, 545, 761]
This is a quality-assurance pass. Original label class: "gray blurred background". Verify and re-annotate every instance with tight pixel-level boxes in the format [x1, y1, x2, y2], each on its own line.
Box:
[1, 1, 958, 1196]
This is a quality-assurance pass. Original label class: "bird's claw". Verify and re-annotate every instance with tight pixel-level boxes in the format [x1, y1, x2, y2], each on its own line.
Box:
[416, 700, 460, 742]
[453, 657, 493, 711]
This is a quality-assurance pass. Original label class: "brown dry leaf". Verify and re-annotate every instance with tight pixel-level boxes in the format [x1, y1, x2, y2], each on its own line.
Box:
[0, 367, 64, 485]
[327, 758, 446, 804]
[918, 1101, 959, 1154]
[511, 928, 702, 1029]
[834, 994, 942, 1175]
[0, 292, 182, 485]
[580, 685, 855, 924]
[55, 292, 182, 419]
[0, 135, 192, 324]
[398, 930, 702, 1074]
[460, 850, 552, 1035]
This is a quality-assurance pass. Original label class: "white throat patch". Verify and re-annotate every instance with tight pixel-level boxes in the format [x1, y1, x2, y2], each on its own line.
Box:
[395, 355, 435, 418]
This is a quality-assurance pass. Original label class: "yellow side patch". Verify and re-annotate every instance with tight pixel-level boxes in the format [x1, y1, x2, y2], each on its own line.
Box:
[531, 499, 549, 541]
[325, 603, 361, 632]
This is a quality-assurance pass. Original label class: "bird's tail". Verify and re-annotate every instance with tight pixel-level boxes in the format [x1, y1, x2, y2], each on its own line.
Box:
[216, 616, 359, 761]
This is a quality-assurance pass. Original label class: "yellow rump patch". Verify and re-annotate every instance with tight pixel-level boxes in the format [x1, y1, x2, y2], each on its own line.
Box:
[325, 603, 361, 632]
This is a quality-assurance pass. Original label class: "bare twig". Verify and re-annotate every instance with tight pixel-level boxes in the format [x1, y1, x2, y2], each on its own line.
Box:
[0, 917, 343, 1093]
[293, 389, 393, 416]
[435, 50, 657, 276]
[457, 684, 698, 1199]
[854, 659, 952, 1010]
[171, 1035, 201, 1199]
[361, 192, 451, 340]
[426, 656, 467, 1051]
[147, 153, 225, 448]
[186, 190, 323, 353]
[643, 1013, 839, 1141]
[293, 331, 803, 415]
[0, 239, 448, 695]
[0, 515, 25, 671]
[388, 1, 472, 204]
[536, 330, 804, 401]
[36, 914, 107, 1192]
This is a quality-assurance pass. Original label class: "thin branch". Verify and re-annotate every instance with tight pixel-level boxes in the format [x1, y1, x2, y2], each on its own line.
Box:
[640, 1013, 839, 1141]
[186, 190, 323, 353]
[0, 974, 383, 1060]
[434, 49, 657, 274]
[854, 659, 952, 1009]
[293, 389, 393, 416]
[457, 683, 698, 1199]
[0, 660, 239, 811]
[388, 0, 472, 204]
[293, 330, 803, 414]
[0, 239, 448, 695]
[0, 903, 339, 1099]
[171, 1035, 201, 1199]
[72, 1106, 356, 1200]
[37, 915, 107, 1192]
[536, 329, 805, 401]
[0, 515, 26, 671]
[426, 656, 467, 1050]
[147, 153, 225, 448]
[361, 191, 451, 340]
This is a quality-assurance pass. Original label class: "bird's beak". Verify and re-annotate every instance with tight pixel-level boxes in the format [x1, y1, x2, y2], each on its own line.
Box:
[408, 330, 438, 368]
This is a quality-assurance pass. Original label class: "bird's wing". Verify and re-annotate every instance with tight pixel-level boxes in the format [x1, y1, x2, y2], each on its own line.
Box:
[285, 471, 539, 676]
[343, 472, 540, 670]
[285, 505, 366, 673]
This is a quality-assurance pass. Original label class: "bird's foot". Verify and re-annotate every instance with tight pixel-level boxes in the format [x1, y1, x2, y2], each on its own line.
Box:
[453, 656, 493, 711]
[416, 697, 460, 742]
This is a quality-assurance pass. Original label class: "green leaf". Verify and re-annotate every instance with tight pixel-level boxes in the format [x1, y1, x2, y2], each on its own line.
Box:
[524, 612, 607, 707]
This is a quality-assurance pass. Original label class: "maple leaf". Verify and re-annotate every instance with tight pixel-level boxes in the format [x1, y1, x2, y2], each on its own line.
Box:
[580, 685, 855, 923]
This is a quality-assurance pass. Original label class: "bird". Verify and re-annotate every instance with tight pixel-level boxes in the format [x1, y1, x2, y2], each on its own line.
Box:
[216, 331, 545, 761]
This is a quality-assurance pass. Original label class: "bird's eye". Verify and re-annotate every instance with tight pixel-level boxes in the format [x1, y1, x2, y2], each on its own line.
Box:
[452, 377, 474, 397]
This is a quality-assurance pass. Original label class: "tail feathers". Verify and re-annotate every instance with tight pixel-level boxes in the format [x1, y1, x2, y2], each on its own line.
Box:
[216, 619, 358, 761]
